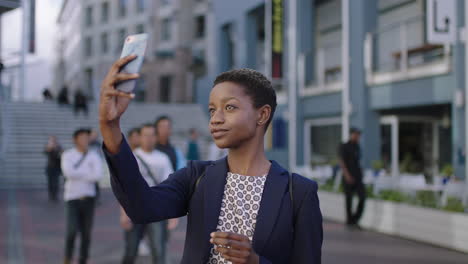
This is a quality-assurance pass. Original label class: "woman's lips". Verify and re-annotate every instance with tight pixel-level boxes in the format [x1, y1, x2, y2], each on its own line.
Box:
[211, 129, 229, 139]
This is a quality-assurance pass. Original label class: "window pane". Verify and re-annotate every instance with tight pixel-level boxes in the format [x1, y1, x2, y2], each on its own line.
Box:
[85, 37, 92, 57]
[195, 16, 205, 38]
[161, 18, 171, 41]
[85, 68, 94, 96]
[136, 24, 145, 34]
[310, 124, 342, 164]
[160, 76, 172, 102]
[136, 0, 145, 13]
[102, 2, 109, 23]
[101, 33, 109, 53]
[119, 0, 127, 17]
[116, 28, 127, 54]
[85, 6, 93, 27]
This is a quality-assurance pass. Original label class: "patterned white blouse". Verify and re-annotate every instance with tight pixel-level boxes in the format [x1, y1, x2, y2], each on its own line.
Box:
[208, 172, 267, 264]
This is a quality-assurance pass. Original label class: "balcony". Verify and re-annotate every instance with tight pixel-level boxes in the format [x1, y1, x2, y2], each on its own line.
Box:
[299, 42, 342, 97]
[365, 15, 451, 86]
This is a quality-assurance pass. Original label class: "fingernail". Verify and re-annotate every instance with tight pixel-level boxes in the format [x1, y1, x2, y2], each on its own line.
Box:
[130, 93, 135, 98]
[210, 232, 214, 237]
[210, 238, 213, 243]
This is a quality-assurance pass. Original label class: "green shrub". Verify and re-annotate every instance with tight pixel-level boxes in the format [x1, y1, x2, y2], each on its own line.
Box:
[371, 160, 384, 171]
[443, 197, 466, 213]
[440, 164, 454, 177]
[414, 190, 438, 209]
[379, 190, 409, 203]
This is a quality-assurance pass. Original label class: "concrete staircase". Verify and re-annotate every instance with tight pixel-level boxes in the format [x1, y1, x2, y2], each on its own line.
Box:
[0, 101, 210, 188]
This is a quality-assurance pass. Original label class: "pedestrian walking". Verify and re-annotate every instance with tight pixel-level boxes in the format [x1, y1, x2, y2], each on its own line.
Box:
[61, 128, 103, 264]
[120, 125, 175, 264]
[44, 135, 62, 202]
[339, 127, 366, 229]
[99, 57, 323, 263]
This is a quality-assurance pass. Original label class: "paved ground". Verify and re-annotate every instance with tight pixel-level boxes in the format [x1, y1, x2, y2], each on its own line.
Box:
[1, 188, 467, 263]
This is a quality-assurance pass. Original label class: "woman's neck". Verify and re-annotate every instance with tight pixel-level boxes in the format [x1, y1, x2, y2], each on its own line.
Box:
[227, 135, 271, 176]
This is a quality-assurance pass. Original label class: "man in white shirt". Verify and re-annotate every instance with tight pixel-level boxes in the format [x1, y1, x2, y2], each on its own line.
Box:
[121, 124, 175, 264]
[61, 128, 103, 264]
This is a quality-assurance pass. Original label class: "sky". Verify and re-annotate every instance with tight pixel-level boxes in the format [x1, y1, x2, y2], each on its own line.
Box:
[1, 0, 63, 63]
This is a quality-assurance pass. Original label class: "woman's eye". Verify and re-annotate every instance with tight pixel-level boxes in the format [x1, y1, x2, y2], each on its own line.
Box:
[226, 105, 236, 111]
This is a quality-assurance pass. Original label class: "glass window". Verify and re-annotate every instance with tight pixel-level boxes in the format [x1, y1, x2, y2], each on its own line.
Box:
[310, 124, 342, 164]
[119, 0, 127, 17]
[101, 2, 109, 23]
[84, 36, 93, 57]
[195, 16, 205, 38]
[136, 24, 145, 34]
[160, 76, 172, 102]
[116, 28, 127, 54]
[136, 0, 146, 13]
[101, 32, 109, 53]
[85, 68, 94, 97]
[221, 23, 234, 70]
[85, 6, 93, 27]
[161, 18, 172, 41]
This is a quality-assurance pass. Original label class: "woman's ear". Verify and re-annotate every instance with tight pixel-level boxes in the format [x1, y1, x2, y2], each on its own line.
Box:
[257, 105, 271, 126]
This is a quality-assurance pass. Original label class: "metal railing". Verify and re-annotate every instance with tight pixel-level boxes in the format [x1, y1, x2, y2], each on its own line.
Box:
[366, 15, 450, 74]
[300, 41, 342, 93]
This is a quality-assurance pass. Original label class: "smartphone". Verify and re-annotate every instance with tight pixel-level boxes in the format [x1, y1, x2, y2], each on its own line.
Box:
[116, 33, 148, 93]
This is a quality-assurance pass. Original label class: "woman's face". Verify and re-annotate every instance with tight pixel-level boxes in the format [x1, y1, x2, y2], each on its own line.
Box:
[208, 82, 258, 149]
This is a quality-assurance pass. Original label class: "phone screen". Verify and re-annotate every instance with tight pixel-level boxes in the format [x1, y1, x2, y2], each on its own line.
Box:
[116, 33, 148, 93]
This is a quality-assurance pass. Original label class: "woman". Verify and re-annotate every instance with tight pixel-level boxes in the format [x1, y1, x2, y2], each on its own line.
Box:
[99, 55, 322, 264]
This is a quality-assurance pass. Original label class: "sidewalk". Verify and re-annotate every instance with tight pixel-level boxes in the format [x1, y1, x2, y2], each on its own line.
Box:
[1, 188, 467, 263]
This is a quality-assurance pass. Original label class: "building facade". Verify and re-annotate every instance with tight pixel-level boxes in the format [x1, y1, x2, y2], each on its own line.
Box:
[56, 0, 213, 103]
[56, 0, 156, 101]
[196, 0, 467, 181]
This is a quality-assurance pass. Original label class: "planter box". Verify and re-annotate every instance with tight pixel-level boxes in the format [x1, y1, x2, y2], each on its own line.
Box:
[318, 191, 468, 253]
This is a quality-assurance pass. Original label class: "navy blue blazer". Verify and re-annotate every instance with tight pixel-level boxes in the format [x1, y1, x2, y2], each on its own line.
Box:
[104, 138, 323, 263]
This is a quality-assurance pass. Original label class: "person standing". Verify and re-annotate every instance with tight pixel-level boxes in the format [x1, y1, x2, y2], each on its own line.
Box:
[74, 89, 89, 117]
[44, 135, 62, 202]
[61, 128, 103, 264]
[121, 124, 175, 264]
[186, 128, 200, 161]
[99, 61, 323, 263]
[339, 127, 366, 229]
[120, 127, 145, 264]
[154, 116, 187, 171]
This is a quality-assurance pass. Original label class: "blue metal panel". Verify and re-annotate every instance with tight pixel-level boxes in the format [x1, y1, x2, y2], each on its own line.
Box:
[370, 74, 456, 110]
[301, 93, 342, 118]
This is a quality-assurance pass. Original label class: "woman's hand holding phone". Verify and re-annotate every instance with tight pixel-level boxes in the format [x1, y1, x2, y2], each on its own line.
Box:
[98, 55, 139, 154]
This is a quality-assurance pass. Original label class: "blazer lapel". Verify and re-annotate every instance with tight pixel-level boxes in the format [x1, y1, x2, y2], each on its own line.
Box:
[202, 157, 229, 260]
[252, 160, 289, 254]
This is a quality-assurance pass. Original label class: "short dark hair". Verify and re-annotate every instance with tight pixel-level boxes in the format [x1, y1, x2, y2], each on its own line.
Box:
[127, 127, 141, 137]
[213, 68, 277, 129]
[350, 127, 362, 135]
[154, 115, 171, 128]
[73, 128, 90, 139]
[141, 123, 155, 131]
